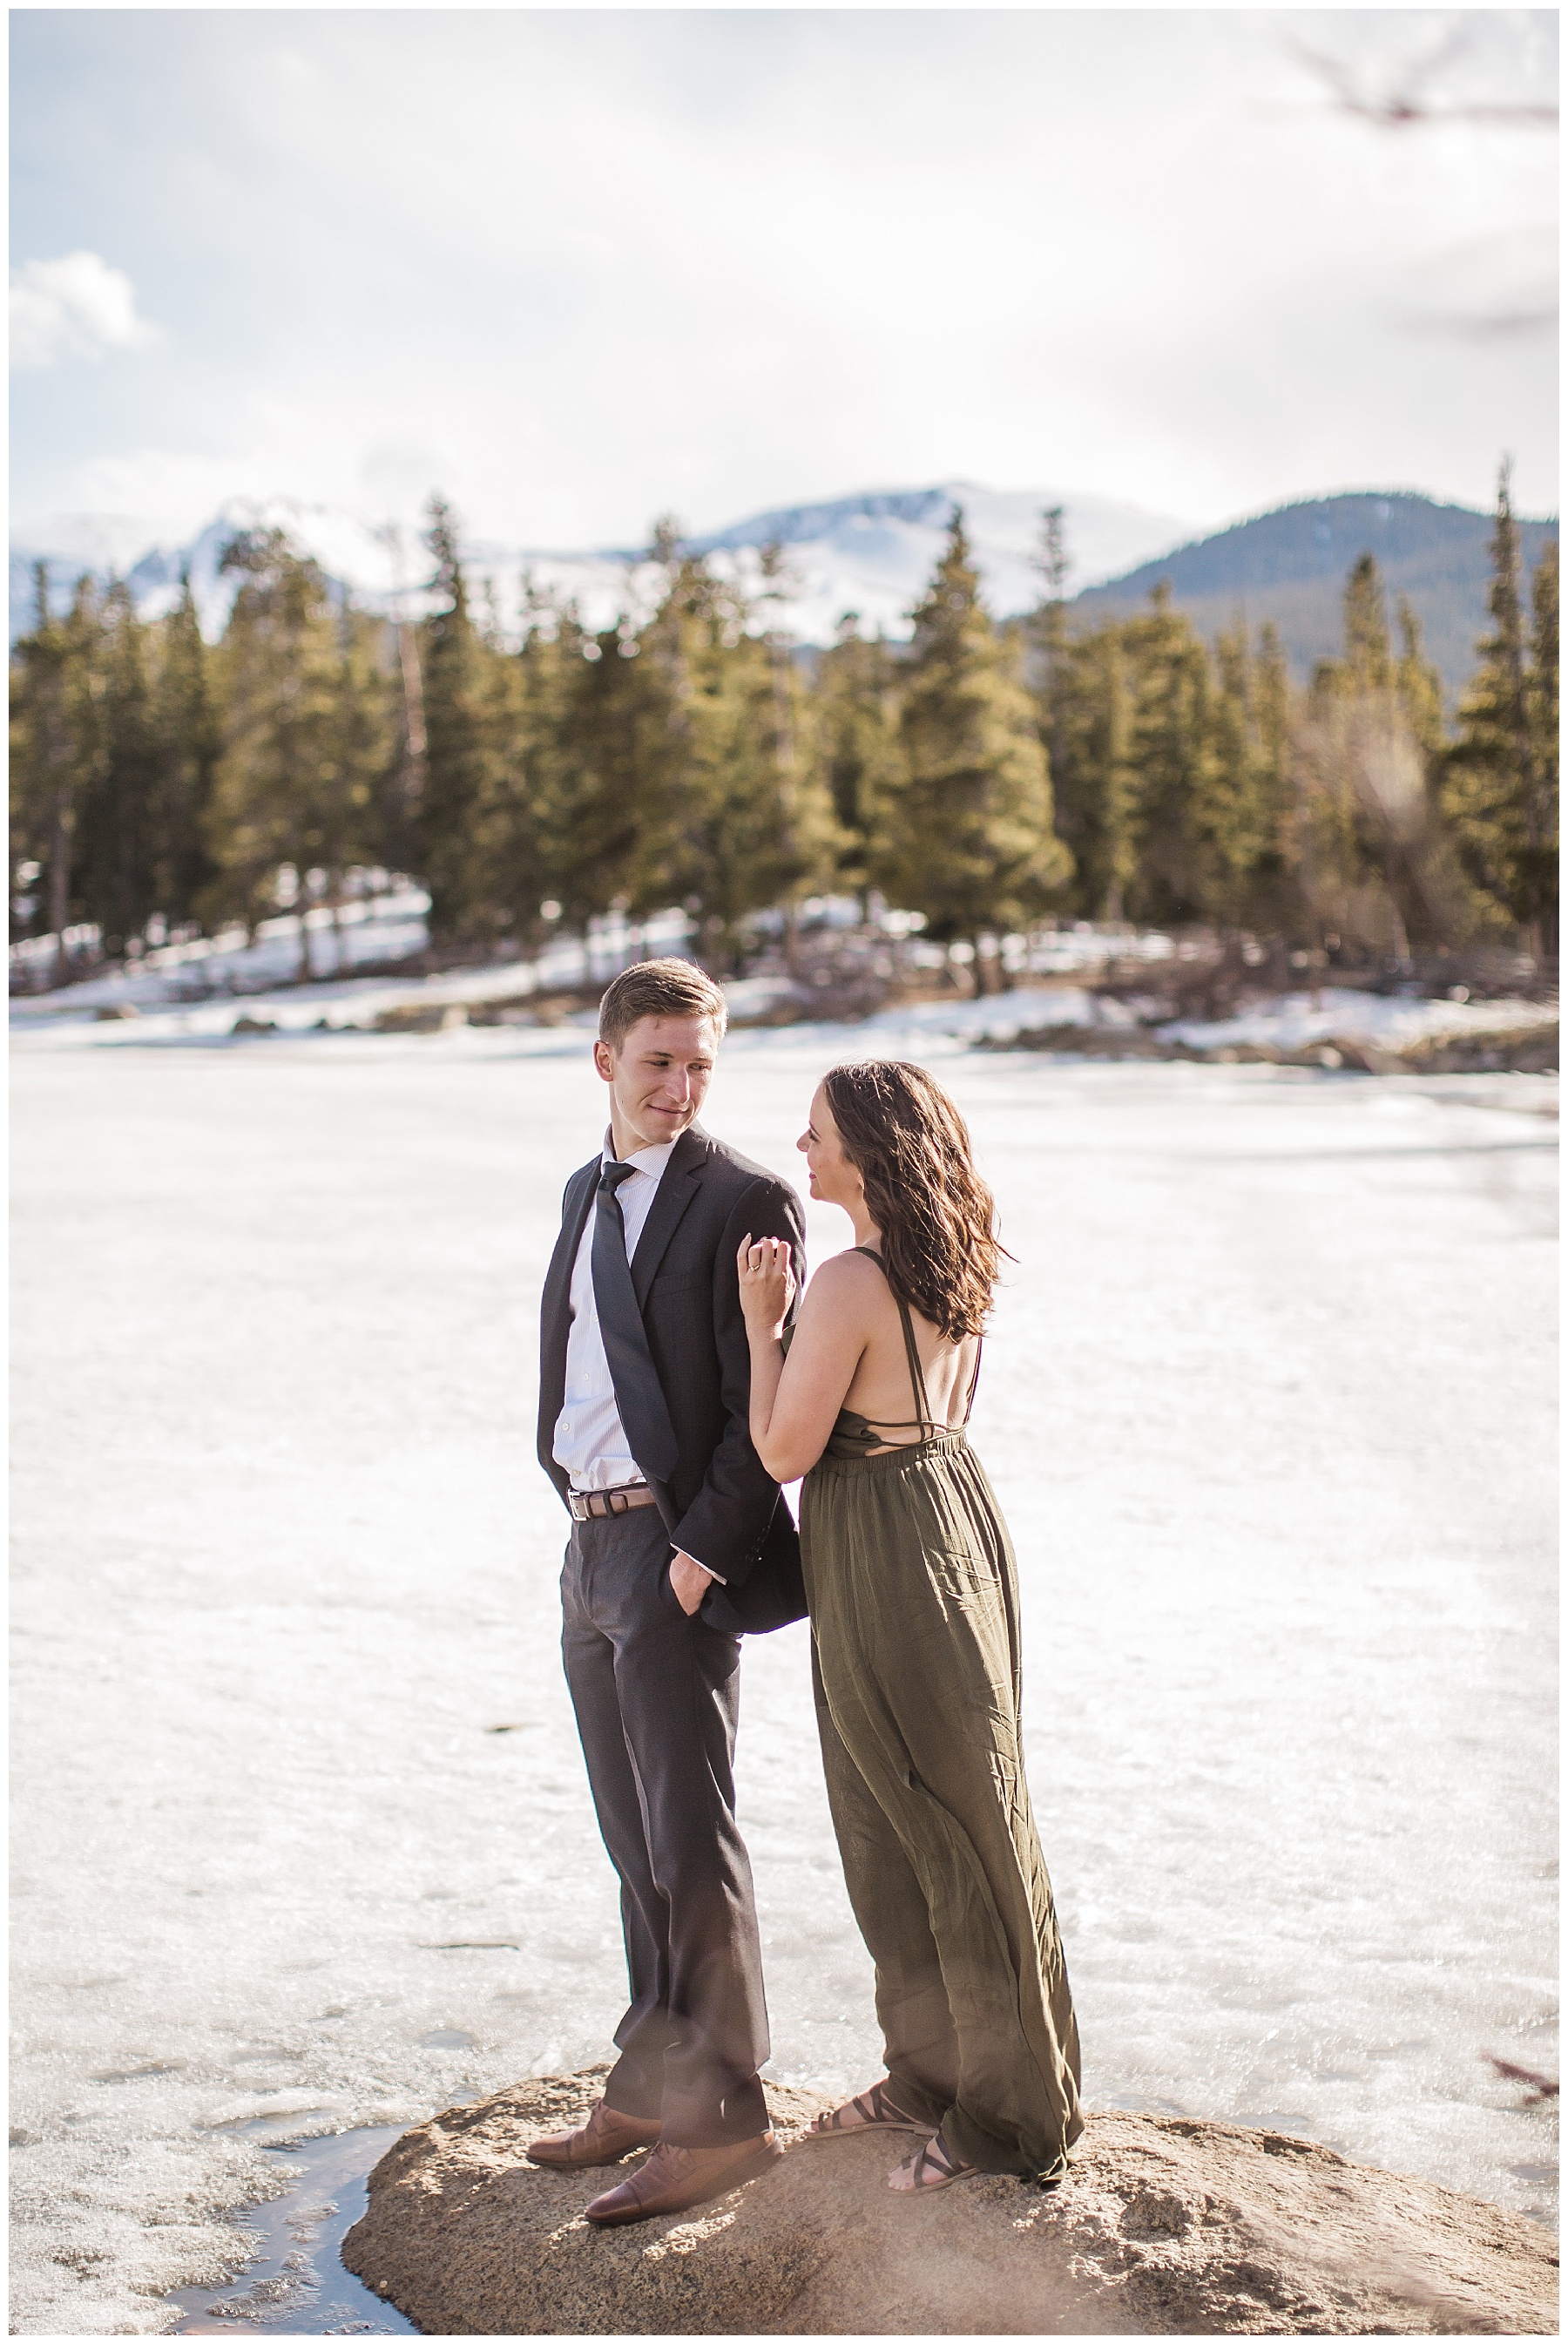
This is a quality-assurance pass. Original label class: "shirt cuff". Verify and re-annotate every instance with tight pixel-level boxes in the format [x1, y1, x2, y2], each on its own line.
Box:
[676, 1548, 727, 1585]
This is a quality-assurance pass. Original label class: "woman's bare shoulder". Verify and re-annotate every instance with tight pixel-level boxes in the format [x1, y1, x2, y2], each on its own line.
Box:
[802, 1250, 889, 1313]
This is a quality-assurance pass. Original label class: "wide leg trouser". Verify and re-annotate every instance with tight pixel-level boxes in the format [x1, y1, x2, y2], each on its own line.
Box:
[801, 1433, 1083, 2179]
[561, 1506, 770, 2147]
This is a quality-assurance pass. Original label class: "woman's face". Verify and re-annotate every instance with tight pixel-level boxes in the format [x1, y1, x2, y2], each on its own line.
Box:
[798, 1083, 863, 1212]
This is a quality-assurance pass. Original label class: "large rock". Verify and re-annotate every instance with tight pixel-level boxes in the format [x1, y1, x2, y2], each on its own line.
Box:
[342, 2069, 1557, 2335]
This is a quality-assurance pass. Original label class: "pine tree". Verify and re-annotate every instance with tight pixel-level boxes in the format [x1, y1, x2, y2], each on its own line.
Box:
[814, 616, 902, 906]
[634, 546, 835, 971]
[1028, 507, 1144, 925]
[72, 581, 160, 953]
[540, 524, 710, 942]
[1249, 622, 1296, 936]
[320, 607, 397, 966]
[1121, 586, 1217, 925]
[693, 622, 836, 972]
[1443, 464, 1558, 953]
[206, 530, 358, 973]
[1034, 623, 1137, 921]
[1206, 624, 1296, 932]
[457, 582, 557, 953]
[880, 511, 1070, 992]
[1529, 541, 1558, 928]
[1031, 506, 1072, 863]
[1295, 555, 1453, 954]
[11, 566, 89, 976]
[368, 521, 428, 884]
[418, 498, 492, 946]
[545, 612, 666, 934]
[1342, 553, 1393, 693]
[1394, 599, 1444, 764]
[152, 576, 220, 931]
[681, 616, 790, 969]
[754, 539, 815, 964]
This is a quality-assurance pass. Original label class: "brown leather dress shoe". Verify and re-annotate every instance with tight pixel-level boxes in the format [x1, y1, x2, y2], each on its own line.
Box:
[527, 2098, 663, 2169]
[584, 2131, 781, 2226]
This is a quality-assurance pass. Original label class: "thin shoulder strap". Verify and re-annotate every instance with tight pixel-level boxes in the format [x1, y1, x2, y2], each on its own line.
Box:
[963, 1337, 983, 1426]
[853, 1247, 933, 1435]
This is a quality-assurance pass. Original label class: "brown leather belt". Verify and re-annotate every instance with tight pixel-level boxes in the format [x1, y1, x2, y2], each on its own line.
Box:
[568, 1483, 659, 1522]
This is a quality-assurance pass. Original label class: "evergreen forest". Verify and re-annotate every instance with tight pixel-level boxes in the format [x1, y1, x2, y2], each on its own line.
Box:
[10, 467, 1558, 995]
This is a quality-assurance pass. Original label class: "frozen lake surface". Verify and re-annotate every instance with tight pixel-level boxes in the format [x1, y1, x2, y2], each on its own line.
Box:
[10, 1020, 1558, 2333]
[168, 2126, 414, 2335]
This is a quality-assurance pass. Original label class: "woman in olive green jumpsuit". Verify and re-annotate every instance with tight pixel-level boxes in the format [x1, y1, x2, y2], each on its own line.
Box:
[737, 1060, 1080, 2196]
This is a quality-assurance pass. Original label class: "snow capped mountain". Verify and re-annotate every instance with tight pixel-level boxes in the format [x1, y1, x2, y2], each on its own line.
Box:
[10, 500, 416, 645]
[15, 482, 1551, 688]
[679, 481, 1193, 638]
[10, 482, 1191, 647]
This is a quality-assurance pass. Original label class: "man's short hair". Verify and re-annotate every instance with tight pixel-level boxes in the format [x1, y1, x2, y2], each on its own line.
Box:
[597, 959, 728, 1053]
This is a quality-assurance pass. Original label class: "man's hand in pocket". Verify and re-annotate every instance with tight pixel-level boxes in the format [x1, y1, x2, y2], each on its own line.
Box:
[669, 1550, 715, 1616]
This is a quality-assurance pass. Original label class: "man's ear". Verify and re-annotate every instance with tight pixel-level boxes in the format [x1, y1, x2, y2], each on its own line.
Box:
[592, 1038, 617, 1084]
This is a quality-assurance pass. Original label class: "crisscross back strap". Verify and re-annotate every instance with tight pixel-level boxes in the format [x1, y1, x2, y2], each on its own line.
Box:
[853, 1246, 934, 1437]
[894, 1291, 936, 1438]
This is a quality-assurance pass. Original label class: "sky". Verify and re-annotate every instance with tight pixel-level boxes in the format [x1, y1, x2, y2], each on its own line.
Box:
[9, 7, 1559, 555]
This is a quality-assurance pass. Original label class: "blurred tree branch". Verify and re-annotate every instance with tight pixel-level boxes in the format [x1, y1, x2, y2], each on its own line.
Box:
[1290, 27, 1558, 129]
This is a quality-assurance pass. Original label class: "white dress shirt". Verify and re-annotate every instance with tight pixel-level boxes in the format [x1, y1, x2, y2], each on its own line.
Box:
[553, 1134, 676, 1493]
[552, 1133, 724, 1582]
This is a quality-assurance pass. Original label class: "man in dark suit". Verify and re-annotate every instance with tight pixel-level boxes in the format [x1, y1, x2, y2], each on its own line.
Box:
[529, 959, 806, 2226]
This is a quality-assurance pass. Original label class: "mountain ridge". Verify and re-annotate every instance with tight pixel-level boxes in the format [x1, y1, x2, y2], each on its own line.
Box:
[11, 482, 1557, 691]
[8, 480, 1189, 649]
[1073, 491, 1558, 690]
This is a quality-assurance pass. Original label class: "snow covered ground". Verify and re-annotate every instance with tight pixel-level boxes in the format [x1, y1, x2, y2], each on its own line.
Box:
[15, 912, 1554, 1076]
[8, 887, 438, 1007]
[7, 899, 697, 1041]
[10, 898, 1167, 1026]
[10, 1022, 1558, 2333]
[1162, 986, 1558, 1057]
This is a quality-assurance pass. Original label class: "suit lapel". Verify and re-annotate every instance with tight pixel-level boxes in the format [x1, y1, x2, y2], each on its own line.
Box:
[547, 1160, 598, 1313]
[631, 1125, 708, 1308]
[564, 1159, 598, 1265]
[538, 1159, 598, 1431]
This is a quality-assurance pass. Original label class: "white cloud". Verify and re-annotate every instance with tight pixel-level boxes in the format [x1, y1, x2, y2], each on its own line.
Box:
[10, 251, 157, 371]
[67, 445, 280, 539]
[10, 11, 1558, 538]
[1400, 226, 1558, 337]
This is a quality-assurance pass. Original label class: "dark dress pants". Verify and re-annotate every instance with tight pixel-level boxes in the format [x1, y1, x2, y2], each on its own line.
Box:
[561, 1506, 771, 2147]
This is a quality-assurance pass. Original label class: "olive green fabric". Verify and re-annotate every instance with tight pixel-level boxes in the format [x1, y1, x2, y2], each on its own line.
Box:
[800, 1416, 1082, 2180]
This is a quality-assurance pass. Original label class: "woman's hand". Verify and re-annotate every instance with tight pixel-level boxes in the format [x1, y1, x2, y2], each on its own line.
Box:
[737, 1233, 795, 1338]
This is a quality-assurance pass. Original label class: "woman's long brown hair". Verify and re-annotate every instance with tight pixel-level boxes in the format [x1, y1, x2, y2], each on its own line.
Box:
[822, 1060, 1004, 1340]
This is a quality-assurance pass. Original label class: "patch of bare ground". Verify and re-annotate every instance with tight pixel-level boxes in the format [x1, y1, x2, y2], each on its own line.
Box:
[341, 2069, 1558, 2335]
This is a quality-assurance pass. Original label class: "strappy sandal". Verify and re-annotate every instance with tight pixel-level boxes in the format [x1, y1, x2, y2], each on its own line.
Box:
[887, 2127, 980, 2193]
[807, 2079, 935, 2140]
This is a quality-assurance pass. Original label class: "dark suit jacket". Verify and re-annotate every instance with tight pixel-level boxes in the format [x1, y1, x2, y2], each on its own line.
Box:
[538, 1121, 808, 1635]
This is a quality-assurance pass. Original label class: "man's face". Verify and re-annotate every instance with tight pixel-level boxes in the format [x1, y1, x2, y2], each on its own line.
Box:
[595, 1013, 720, 1154]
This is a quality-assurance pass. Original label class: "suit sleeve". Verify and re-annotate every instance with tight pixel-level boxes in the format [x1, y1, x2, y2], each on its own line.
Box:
[667, 1175, 806, 1584]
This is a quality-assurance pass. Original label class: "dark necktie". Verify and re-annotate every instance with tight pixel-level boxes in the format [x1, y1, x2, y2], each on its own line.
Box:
[591, 1161, 679, 1485]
